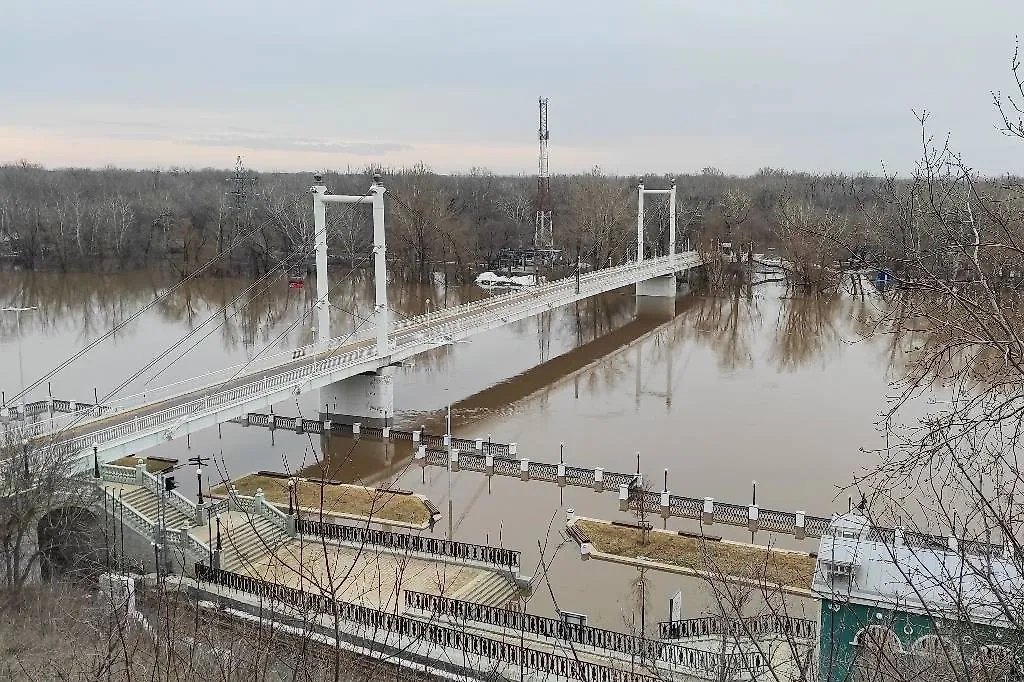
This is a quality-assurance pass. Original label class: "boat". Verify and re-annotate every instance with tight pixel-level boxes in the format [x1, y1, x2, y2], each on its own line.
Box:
[475, 271, 541, 289]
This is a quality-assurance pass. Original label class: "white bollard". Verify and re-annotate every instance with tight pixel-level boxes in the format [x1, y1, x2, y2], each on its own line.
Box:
[619, 484, 630, 511]
[594, 467, 604, 493]
[661, 490, 671, 519]
[703, 497, 715, 525]
[795, 510, 806, 540]
[415, 445, 426, 466]
[520, 458, 530, 481]
[353, 422, 361, 436]
[747, 505, 759, 534]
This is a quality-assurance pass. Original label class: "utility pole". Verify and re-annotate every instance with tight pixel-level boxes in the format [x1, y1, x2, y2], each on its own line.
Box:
[534, 97, 553, 251]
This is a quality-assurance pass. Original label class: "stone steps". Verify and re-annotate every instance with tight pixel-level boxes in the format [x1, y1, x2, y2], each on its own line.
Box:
[119, 486, 194, 529]
[459, 571, 519, 607]
[220, 517, 290, 573]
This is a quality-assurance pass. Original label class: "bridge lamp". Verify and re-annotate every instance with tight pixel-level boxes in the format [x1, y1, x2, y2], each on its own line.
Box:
[93, 442, 99, 479]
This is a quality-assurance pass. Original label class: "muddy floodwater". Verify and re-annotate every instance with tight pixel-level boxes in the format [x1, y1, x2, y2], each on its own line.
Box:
[1, 269, 904, 633]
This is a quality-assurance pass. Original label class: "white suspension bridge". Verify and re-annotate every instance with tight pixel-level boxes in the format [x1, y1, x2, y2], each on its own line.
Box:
[7, 176, 699, 473]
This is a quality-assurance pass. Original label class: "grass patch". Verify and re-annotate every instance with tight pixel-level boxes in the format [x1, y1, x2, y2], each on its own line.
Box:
[211, 474, 432, 526]
[577, 519, 815, 591]
[108, 455, 175, 473]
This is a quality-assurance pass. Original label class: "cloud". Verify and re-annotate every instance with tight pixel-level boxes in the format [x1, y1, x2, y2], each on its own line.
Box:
[182, 133, 414, 156]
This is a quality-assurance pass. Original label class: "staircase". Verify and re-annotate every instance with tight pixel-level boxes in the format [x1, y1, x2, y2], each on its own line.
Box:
[219, 516, 291, 573]
[117, 487, 194, 530]
[457, 571, 520, 607]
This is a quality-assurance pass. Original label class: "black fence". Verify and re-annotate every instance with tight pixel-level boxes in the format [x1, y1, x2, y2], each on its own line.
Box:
[195, 564, 659, 682]
[403, 590, 767, 676]
[295, 518, 520, 569]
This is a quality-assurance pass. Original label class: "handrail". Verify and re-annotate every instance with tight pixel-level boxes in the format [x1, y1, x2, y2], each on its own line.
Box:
[404, 590, 767, 676]
[658, 614, 817, 642]
[197, 564, 662, 682]
[295, 518, 520, 570]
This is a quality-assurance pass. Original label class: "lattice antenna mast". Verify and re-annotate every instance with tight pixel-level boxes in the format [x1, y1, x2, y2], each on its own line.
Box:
[534, 97, 553, 249]
[227, 155, 253, 210]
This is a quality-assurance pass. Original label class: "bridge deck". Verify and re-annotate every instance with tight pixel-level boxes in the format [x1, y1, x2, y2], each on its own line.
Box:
[21, 254, 701, 470]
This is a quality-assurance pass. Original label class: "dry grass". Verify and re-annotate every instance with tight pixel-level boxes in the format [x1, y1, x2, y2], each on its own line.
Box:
[211, 474, 432, 526]
[109, 455, 175, 473]
[577, 519, 815, 591]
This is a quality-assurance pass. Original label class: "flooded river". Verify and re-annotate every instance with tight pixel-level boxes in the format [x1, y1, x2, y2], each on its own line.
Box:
[0, 269, 902, 632]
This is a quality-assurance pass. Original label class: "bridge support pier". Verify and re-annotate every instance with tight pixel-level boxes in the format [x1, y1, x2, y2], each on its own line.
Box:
[319, 367, 395, 428]
[635, 274, 676, 317]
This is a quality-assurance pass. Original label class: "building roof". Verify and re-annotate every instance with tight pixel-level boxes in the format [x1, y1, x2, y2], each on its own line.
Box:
[811, 513, 1020, 626]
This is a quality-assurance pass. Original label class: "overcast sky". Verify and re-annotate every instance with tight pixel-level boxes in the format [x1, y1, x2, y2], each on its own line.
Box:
[2, 1, 1022, 175]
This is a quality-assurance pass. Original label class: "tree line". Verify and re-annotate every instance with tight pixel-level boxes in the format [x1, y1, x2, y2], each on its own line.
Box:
[0, 158, 922, 283]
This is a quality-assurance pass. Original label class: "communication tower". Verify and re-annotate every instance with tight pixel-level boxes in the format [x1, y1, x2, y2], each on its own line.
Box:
[534, 97, 553, 249]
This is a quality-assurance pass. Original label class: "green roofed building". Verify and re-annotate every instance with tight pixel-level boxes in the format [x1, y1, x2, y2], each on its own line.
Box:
[811, 513, 1022, 681]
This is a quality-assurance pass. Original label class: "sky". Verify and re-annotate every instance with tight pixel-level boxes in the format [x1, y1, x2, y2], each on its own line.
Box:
[1, 1, 1023, 176]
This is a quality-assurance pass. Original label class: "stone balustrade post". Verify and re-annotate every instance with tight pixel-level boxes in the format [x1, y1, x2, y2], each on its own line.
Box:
[509, 442, 517, 457]
[254, 488, 265, 516]
[352, 422, 361, 436]
[703, 497, 715, 525]
[135, 457, 146, 486]
[474, 438, 483, 451]
[485, 452, 494, 476]
[412, 430, 421, 443]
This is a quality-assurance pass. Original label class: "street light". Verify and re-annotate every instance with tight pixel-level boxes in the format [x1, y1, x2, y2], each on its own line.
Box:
[2, 305, 37, 421]
[430, 334, 469, 541]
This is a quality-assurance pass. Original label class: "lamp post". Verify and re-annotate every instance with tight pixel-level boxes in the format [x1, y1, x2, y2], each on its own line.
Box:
[288, 478, 295, 516]
[3, 305, 37, 422]
[93, 442, 100, 479]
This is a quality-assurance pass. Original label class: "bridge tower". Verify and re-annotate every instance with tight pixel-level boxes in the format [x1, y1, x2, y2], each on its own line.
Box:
[635, 180, 678, 311]
[310, 174, 394, 427]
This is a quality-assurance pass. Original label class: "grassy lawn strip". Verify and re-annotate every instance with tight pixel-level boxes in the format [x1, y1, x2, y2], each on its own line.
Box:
[577, 519, 815, 591]
[109, 455, 175, 473]
[211, 473, 431, 526]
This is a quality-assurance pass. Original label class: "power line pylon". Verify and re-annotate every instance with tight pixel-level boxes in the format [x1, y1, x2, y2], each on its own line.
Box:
[534, 97, 553, 250]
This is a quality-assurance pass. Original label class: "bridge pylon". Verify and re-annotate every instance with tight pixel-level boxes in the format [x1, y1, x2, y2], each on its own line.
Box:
[310, 174, 394, 427]
[635, 180, 678, 311]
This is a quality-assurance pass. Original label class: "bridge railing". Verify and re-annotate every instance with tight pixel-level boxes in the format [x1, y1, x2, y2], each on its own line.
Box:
[295, 518, 520, 571]
[403, 590, 768, 678]
[196, 563, 663, 682]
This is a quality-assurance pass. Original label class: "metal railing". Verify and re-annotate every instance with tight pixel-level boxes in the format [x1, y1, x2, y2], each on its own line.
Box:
[196, 564, 661, 682]
[404, 590, 768, 678]
[658, 614, 817, 642]
[295, 518, 520, 570]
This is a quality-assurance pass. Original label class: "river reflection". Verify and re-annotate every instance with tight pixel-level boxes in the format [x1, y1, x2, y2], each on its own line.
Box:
[2, 271, 900, 630]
